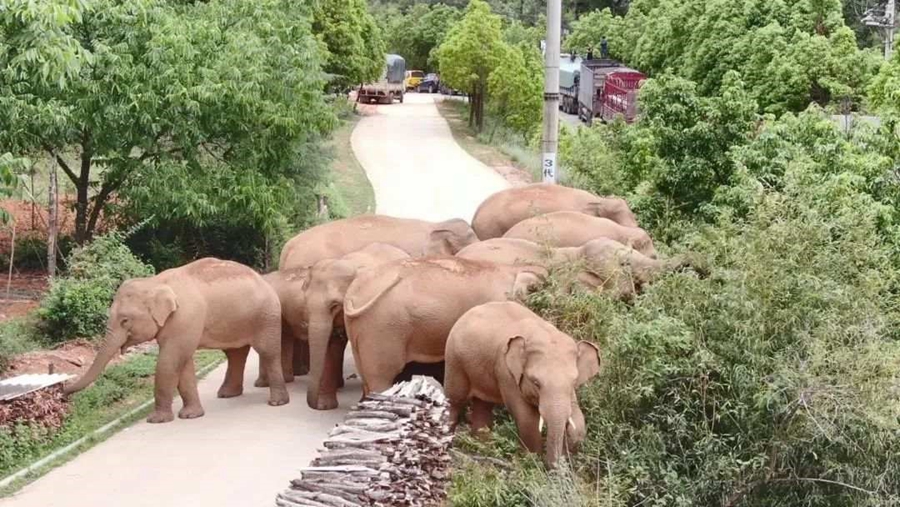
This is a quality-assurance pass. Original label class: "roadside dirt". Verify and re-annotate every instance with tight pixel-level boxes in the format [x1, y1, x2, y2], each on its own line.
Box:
[2, 341, 157, 380]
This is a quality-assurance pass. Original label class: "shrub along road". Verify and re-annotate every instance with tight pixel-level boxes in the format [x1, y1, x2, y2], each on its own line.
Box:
[0, 92, 509, 507]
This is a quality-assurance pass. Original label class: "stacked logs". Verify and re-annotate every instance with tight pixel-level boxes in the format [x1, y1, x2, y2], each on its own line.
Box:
[276, 376, 453, 507]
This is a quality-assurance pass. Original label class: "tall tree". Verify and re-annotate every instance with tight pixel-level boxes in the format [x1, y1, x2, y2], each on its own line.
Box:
[487, 42, 543, 139]
[437, 0, 506, 131]
[312, 0, 386, 90]
[0, 0, 335, 244]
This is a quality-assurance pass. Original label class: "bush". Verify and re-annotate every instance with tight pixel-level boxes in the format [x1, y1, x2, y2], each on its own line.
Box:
[0, 318, 43, 374]
[37, 232, 154, 343]
[0, 235, 75, 272]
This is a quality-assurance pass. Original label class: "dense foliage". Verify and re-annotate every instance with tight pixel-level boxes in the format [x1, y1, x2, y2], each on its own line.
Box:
[1, 0, 338, 271]
[378, 3, 461, 72]
[38, 231, 153, 343]
[437, 0, 506, 130]
[565, 0, 883, 113]
[313, 0, 385, 90]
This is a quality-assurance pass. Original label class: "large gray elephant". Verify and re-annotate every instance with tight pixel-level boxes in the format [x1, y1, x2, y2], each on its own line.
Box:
[457, 237, 698, 300]
[503, 210, 657, 259]
[343, 257, 545, 403]
[444, 301, 600, 467]
[279, 214, 478, 270]
[64, 258, 288, 423]
[471, 183, 638, 239]
[304, 243, 410, 410]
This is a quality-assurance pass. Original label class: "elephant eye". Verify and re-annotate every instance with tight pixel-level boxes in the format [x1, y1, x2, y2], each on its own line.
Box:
[121, 317, 130, 327]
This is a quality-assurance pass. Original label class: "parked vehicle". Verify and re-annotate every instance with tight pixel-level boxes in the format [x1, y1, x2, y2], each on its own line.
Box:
[358, 54, 406, 104]
[559, 53, 582, 114]
[577, 59, 645, 125]
[405, 70, 425, 91]
[418, 73, 440, 93]
[439, 83, 464, 96]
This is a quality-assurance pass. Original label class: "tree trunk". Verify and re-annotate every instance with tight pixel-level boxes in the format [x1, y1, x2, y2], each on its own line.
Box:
[47, 159, 58, 279]
[74, 133, 93, 244]
[468, 91, 475, 127]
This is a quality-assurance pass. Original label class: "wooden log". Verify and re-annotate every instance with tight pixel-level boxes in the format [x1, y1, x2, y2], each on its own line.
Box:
[281, 489, 362, 507]
[345, 410, 401, 421]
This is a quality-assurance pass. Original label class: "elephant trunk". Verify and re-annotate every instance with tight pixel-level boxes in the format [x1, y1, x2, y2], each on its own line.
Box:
[63, 331, 124, 395]
[667, 253, 710, 279]
[306, 316, 339, 410]
[540, 398, 574, 468]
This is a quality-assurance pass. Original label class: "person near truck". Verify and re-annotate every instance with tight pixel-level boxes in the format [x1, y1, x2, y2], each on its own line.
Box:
[600, 36, 609, 58]
[587, 46, 594, 60]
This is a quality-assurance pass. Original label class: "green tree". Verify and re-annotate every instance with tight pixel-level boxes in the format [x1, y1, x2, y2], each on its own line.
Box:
[0, 0, 335, 245]
[312, 0, 385, 90]
[565, 0, 880, 113]
[437, 0, 506, 130]
[380, 3, 461, 72]
[487, 43, 543, 140]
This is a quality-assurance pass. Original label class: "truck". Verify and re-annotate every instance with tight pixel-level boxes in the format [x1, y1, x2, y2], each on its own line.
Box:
[358, 54, 406, 105]
[576, 59, 645, 125]
[559, 54, 583, 115]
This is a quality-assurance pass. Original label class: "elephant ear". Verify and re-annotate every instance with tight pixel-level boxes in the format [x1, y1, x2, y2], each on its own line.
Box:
[511, 269, 546, 299]
[150, 285, 178, 328]
[575, 341, 601, 387]
[504, 335, 527, 386]
[425, 229, 454, 256]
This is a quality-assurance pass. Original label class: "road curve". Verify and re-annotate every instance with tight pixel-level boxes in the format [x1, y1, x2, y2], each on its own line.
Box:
[0, 92, 508, 507]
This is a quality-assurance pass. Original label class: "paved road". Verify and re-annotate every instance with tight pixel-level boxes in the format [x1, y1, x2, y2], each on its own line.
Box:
[353, 93, 509, 223]
[1, 92, 508, 507]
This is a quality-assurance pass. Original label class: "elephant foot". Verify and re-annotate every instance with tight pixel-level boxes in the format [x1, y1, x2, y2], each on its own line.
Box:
[308, 393, 339, 411]
[178, 405, 206, 419]
[268, 389, 290, 406]
[217, 385, 243, 398]
[147, 410, 175, 424]
[254, 376, 269, 388]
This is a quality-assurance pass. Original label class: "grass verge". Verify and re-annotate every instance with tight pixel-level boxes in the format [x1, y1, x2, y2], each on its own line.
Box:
[328, 112, 375, 216]
[0, 349, 223, 496]
[435, 98, 539, 183]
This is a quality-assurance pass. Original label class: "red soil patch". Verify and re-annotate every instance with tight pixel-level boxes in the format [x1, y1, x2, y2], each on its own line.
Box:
[0, 198, 79, 253]
[1, 340, 156, 379]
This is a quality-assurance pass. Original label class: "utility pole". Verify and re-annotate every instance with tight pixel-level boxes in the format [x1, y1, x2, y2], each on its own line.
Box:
[541, 0, 561, 183]
[886, 0, 896, 60]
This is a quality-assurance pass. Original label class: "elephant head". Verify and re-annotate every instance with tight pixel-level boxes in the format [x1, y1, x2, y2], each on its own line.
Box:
[305, 259, 358, 410]
[424, 219, 479, 256]
[505, 334, 600, 467]
[582, 197, 638, 228]
[64, 279, 177, 395]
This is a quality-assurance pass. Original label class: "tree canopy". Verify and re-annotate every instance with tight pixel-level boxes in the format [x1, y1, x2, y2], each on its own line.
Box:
[0, 0, 335, 246]
[312, 0, 386, 90]
[437, 0, 506, 130]
[565, 0, 883, 113]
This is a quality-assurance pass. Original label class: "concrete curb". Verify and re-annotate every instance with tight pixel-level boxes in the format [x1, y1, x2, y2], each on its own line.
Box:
[0, 357, 223, 490]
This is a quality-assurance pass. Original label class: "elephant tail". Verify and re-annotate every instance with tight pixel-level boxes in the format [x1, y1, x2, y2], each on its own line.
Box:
[344, 272, 402, 318]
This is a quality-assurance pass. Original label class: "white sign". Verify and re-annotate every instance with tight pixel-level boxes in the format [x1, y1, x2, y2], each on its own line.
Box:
[542, 152, 557, 183]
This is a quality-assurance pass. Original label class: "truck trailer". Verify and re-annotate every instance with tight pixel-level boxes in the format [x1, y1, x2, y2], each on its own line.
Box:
[576, 59, 645, 125]
[358, 54, 406, 104]
[559, 54, 583, 115]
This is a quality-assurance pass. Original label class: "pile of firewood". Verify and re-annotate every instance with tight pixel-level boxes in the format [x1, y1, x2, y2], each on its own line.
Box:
[276, 376, 454, 507]
[0, 385, 69, 430]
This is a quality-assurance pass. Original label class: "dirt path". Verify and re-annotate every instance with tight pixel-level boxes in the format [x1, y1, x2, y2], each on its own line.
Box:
[1, 92, 508, 507]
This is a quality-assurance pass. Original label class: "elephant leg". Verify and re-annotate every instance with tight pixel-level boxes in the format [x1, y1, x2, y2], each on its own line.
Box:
[469, 398, 495, 435]
[506, 397, 542, 454]
[218, 346, 250, 398]
[253, 317, 290, 407]
[177, 357, 205, 419]
[292, 339, 310, 376]
[443, 357, 470, 430]
[147, 345, 187, 424]
[332, 330, 348, 389]
[357, 337, 407, 395]
[280, 328, 296, 383]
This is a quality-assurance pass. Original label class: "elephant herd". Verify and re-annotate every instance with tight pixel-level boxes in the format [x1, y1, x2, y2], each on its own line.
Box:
[63, 182, 697, 465]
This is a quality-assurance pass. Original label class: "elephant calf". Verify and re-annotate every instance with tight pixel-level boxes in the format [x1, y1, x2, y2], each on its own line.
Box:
[444, 301, 600, 467]
[259, 268, 312, 385]
[472, 182, 637, 239]
[503, 210, 657, 259]
[64, 258, 289, 423]
[343, 257, 545, 403]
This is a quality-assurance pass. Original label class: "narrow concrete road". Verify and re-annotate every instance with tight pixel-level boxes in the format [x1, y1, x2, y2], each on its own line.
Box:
[352, 93, 509, 223]
[1, 92, 508, 507]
